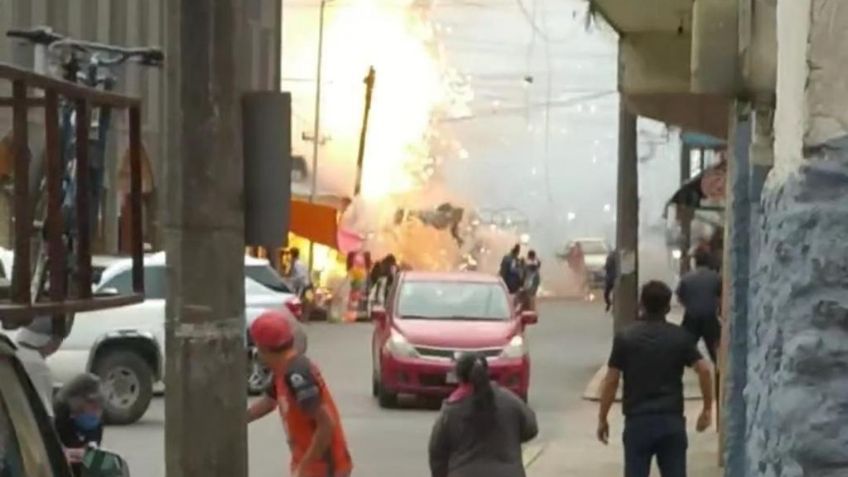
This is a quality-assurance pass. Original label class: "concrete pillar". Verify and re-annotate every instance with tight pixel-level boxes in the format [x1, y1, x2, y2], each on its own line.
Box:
[614, 99, 639, 332]
[746, 1, 848, 475]
[163, 2, 248, 477]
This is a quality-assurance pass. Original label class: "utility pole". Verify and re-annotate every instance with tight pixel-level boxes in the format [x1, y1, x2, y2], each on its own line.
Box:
[308, 0, 330, 272]
[613, 100, 638, 333]
[679, 141, 692, 275]
[354, 66, 376, 196]
[164, 2, 247, 477]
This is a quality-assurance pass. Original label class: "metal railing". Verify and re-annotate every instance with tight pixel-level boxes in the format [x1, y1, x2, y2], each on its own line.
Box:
[0, 62, 144, 328]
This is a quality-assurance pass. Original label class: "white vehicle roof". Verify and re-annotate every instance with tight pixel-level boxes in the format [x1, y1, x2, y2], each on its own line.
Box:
[98, 252, 274, 286]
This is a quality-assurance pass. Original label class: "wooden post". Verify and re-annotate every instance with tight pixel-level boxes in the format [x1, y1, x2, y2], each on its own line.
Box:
[354, 66, 376, 196]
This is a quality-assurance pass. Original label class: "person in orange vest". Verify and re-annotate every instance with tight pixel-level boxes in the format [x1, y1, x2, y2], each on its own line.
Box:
[247, 310, 353, 477]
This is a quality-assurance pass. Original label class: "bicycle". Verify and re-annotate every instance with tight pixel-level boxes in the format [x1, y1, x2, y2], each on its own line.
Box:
[6, 26, 163, 312]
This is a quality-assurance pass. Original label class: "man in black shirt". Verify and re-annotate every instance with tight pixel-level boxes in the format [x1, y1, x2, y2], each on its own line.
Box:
[677, 249, 722, 364]
[597, 281, 713, 477]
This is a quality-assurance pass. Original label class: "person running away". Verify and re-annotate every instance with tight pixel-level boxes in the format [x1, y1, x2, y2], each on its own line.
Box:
[597, 281, 714, 477]
[429, 352, 538, 477]
[676, 249, 722, 364]
[247, 310, 353, 477]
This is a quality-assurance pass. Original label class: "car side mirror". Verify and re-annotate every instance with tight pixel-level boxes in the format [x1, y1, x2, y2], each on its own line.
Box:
[82, 448, 130, 477]
[520, 310, 538, 325]
[371, 307, 388, 325]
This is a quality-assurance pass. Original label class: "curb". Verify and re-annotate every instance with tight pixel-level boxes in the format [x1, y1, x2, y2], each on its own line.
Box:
[522, 442, 547, 468]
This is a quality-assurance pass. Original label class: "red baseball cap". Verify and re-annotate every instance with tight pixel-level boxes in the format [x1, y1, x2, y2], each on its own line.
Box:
[250, 310, 295, 350]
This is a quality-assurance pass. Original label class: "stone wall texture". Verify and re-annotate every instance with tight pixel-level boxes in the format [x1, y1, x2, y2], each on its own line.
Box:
[746, 1, 848, 476]
[747, 148, 848, 477]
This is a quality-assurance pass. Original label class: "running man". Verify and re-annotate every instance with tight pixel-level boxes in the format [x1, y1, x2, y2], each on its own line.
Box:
[247, 310, 353, 477]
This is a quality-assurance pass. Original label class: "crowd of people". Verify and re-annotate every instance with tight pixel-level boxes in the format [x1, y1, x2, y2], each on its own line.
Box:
[499, 244, 542, 312]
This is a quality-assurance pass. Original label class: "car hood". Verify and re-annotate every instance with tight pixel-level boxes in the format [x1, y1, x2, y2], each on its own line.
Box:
[394, 318, 518, 348]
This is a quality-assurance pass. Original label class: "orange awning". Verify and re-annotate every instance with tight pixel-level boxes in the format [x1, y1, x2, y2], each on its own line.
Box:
[290, 199, 338, 249]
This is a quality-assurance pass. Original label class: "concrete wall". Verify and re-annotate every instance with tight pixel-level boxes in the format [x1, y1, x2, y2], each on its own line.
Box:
[746, 1, 848, 475]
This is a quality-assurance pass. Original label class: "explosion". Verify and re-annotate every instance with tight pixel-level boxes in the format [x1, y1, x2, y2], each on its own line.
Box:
[284, 0, 480, 270]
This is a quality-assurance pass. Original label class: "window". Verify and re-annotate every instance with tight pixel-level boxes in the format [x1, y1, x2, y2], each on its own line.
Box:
[97, 266, 167, 299]
[397, 281, 511, 321]
[99, 271, 132, 295]
[0, 356, 62, 477]
[246, 265, 291, 293]
[577, 241, 608, 255]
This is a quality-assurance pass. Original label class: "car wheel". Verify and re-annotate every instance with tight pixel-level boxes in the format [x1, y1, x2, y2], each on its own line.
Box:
[247, 347, 272, 395]
[94, 351, 154, 425]
[377, 380, 397, 408]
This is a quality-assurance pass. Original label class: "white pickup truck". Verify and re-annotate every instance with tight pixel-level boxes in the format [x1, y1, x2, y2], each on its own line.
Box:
[45, 252, 302, 425]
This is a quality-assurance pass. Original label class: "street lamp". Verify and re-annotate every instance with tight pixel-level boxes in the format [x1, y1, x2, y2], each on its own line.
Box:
[308, 0, 332, 273]
[310, 0, 332, 203]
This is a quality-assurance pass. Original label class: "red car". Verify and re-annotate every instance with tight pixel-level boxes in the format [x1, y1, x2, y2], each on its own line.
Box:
[371, 271, 537, 407]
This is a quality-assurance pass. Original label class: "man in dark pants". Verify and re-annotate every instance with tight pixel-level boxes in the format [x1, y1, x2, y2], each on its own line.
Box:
[597, 281, 713, 477]
[676, 249, 722, 363]
[604, 250, 617, 312]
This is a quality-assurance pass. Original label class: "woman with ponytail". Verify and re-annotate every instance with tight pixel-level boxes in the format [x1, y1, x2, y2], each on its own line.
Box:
[428, 352, 538, 477]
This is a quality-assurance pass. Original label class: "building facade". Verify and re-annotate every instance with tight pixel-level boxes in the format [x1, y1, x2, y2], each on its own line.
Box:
[0, 0, 280, 251]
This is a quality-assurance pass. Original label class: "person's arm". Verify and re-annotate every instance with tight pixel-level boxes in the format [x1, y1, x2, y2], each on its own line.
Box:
[676, 279, 687, 307]
[598, 335, 624, 444]
[693, 358, 714, 432]
[518, 396, 539, 442]
[247, 395, 276, 423]
[597, 367, 620, 444]
[428, 412, 450, 477]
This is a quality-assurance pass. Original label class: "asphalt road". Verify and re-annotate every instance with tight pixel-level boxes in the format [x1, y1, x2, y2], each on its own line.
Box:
[102, 300, 612, 477]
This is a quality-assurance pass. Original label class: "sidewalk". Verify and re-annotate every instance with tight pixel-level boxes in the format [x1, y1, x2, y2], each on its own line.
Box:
[526, 401, 720, 477]
[527, 308, 720, 477]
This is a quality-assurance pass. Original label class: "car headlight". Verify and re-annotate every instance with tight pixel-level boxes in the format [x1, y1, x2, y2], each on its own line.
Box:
[501, 335, 527, 359]
[385, 330, 419, 359]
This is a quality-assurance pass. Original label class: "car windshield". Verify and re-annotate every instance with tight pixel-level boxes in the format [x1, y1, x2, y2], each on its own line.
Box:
[245, 264, 291, 293]
[245, 277, 279, 296]
[578, 241, 608, 255]
[397, 281, 511, 321]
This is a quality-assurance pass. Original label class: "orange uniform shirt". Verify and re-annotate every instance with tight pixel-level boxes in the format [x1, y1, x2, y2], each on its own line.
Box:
[268, 355, 353, 477]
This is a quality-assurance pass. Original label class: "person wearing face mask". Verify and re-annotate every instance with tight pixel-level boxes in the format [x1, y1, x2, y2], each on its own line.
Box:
[53, 373, 105, 476]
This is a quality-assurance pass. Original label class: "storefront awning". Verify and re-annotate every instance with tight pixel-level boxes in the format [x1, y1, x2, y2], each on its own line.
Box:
[290, 199, 339, 249]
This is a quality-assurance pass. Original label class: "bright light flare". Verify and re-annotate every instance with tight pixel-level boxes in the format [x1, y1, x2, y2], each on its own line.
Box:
[319, 0, 450, 199]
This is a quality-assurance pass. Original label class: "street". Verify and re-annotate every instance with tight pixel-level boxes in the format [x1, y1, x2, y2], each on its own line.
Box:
[102, 300, 612, 477]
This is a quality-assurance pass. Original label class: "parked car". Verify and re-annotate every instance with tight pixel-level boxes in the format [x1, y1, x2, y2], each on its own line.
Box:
[371, 271, 537, 408]
[558, 238, 610, 288]
[46, 252, 301, 425]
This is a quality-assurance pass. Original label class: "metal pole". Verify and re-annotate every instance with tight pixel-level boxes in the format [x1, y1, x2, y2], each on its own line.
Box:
[354, 66, 376, 196]
[308, 0, 328, 272]
[680, 142, 692, 275]
[613, 99, 639, 333]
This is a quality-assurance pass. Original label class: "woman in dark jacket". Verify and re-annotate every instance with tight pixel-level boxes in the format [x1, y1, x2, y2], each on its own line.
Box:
[428, 353, 538, 477]
[53, 373, 105, 477]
